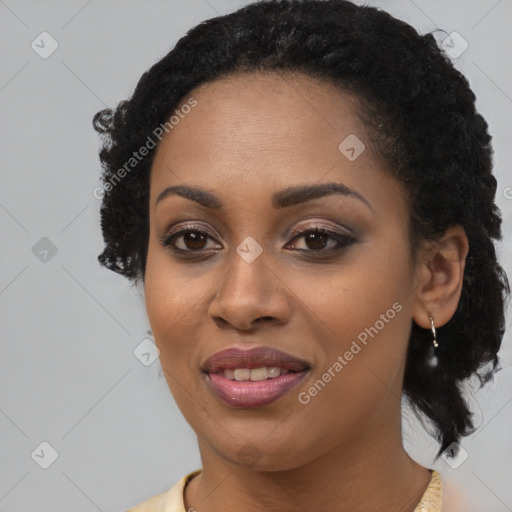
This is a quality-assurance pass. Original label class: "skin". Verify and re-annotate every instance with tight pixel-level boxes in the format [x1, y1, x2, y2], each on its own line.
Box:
[143, 71, 468, 512]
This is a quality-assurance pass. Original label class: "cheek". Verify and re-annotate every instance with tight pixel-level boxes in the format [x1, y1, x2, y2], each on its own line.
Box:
[145, 238, 207, 328]
[290, 295, 411, 454]
[289, 234, 412, 341]
[144, 244, 200, 368]
[288, 235, 413, 405]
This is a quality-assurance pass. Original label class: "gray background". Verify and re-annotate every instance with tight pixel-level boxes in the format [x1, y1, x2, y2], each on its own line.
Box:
[0, 0, 511, 510]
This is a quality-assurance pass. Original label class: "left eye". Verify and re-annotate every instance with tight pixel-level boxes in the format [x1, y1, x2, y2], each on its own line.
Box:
[286, 227, 355, 253]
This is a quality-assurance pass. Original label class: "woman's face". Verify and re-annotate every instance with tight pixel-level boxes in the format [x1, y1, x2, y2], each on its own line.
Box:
[144, 72, 422, 470]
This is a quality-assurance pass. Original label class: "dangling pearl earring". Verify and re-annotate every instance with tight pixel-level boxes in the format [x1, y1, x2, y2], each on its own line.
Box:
[426, 311, 439, 368]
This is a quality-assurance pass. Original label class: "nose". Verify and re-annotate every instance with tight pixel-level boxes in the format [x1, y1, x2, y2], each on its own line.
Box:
[208, 246, 292, 331]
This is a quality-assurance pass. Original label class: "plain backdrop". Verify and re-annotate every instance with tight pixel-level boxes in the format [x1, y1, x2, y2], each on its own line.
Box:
[1, 0, 511, 511]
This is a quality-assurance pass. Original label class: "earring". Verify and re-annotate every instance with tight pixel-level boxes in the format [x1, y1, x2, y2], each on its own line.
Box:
[426, 311, 439, 368]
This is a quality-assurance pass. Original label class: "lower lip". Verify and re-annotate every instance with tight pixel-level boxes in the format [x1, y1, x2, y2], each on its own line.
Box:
[206, 370, 309, 408]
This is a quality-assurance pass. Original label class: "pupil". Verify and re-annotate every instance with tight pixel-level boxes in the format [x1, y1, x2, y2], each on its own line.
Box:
[306, 232, 327, 250]
[185, 232, 206, 250]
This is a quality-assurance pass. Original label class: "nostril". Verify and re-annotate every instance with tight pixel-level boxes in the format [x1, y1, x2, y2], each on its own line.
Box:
[253, 316, 276, 325]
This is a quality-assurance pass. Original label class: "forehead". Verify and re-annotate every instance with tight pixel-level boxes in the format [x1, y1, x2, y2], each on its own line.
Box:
[167, 71, 365, 144]
[151, 72, 371, 176]
[148, 71, 407, 218]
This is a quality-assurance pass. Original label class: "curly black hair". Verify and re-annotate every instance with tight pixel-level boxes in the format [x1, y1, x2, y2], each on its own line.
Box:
[93, 0, 510, 456]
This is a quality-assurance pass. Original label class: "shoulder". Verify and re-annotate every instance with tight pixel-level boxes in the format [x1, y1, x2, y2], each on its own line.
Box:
[413, 469, 480, 512]
[441, 472, 479, 512]
[125, 469, 202, 512]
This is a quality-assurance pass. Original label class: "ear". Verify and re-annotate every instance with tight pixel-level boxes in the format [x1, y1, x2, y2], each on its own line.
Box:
[412, 225, 469, 329]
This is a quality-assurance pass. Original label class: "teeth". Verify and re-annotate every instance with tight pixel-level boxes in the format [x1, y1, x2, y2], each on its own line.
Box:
[248, 367, 268, 381]
[222, 367, 291, 381]
[233, 368, 251, 381]
[268, 367, 280, 378]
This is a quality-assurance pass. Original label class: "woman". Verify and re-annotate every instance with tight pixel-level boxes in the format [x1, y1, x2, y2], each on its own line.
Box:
[93, 1, 510, 510]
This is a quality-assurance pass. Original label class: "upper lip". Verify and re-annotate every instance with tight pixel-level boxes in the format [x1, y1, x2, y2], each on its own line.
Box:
[202, 346, 311, 373]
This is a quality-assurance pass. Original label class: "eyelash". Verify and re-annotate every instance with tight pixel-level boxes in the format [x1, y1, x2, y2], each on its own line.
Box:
[160, 223, 356, 258]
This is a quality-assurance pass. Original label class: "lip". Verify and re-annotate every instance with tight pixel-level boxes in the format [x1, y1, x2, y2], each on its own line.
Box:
[202, 345, 311, 373]
[207, 370, 309, 408]
[202, 345, 311, 409]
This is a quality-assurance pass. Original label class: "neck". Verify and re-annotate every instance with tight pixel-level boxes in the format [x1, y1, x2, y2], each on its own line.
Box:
[184, 419, 431, 512]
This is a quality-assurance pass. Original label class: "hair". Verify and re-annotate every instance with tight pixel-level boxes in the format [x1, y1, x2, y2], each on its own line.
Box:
[93, 0, 510, 456]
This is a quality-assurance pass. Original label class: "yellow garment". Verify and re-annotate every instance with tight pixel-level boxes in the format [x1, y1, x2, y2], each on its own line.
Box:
[415, 470, 442, 512]
[126, 468, 442, 512]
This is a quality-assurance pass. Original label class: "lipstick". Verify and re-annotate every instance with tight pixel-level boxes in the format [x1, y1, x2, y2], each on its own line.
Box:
[202, 346, 310, 408]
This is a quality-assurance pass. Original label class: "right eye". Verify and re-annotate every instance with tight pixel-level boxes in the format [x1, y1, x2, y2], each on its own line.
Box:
[160, 226, 222, 255]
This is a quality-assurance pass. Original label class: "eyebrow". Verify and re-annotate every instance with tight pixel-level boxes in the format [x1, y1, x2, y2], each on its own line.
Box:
[155, 182, 373, 212]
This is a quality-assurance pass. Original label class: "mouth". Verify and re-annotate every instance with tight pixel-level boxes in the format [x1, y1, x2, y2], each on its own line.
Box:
[201, 345, 311, 408]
